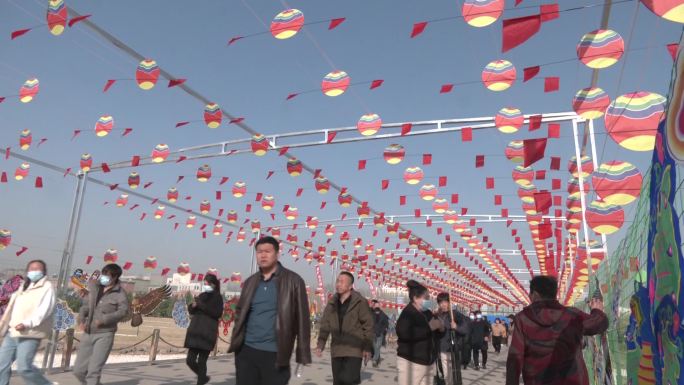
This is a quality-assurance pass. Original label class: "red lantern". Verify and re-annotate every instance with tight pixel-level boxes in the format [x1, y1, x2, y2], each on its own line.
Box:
[143, 256, 158, 270]
[154, 205, 165, 219]
[251, 134, 269, 156]
[325, 224, 336, 237]
[262, 195, 275, 211]
[166, 187, 179, 203]
[374, 213, 386, 227]
[177, 263, 191, 275]
[151, 144, 170, 163]
[213, 224, 223, 236]
[204, 103, 222, 128]
[104, 249, 118, 263]
[232, 182, 247, 198]
[227, 210, 238, 223]
[116, 194, 128, 207]
[306, 217, 319, 229]
[186, 215, 197, 228]
[403, 167, 424, 185]
[419, 184, 438, 201]
[315, 177, 330, 194]
[592, 161, 642, 205]
[251, 220, 261, 233]
[338, 192, 353, 207]
[199, 200, 211, 215]
[285, 207, 298, 220]
[357, 205, 370, 218]
[287, 158, 303, 176]
[586, 200, 624, 235]
[384, 144, 405, 165]
[432, 198, 449, 213]
[19, 129, 32, 151]
[196, 165, 212, 182]
[512, 166, 534, 186]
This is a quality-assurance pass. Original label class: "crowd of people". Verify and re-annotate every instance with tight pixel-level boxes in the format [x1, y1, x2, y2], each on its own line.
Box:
[0, 236, 609, 385]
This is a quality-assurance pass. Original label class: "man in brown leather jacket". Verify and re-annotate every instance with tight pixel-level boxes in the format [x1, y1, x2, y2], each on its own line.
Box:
[229, 236, 312, 385]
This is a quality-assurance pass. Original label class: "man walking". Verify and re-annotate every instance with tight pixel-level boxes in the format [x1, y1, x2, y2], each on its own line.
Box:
[229, 236, 312, 385]
[470, 311, 491, 370]
[491, 318, 506, 354]
[435, 293, 470, 385]
[370, 299, 388, 367]
[506, 276, 608, 385]
[316, 272, 374, 385]
[461, 312, 474, 370]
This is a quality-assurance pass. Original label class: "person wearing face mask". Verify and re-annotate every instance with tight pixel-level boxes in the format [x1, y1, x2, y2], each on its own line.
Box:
[396, 280, 445, 385]
[370, 300, 388, 368]
[73, 263, 129, 385]
[0, 260, 57, 385]
[184, 273, 224, 385]
[461, 312, 475, 370]
[469, 311, 491, 370]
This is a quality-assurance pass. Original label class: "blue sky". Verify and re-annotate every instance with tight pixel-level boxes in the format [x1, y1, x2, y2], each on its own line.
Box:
[0, 0, 680, 304]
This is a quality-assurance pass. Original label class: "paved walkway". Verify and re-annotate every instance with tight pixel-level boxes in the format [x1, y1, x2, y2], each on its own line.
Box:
[32, 345, 508, 385]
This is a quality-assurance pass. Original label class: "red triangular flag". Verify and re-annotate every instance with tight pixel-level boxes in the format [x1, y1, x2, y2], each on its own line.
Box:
[461, 127, 473, 142]
[381, 180, 389, 190]
[540, 4, 560, 22]
[122, 128, 133, 136]
[11, 29, 31, 40]
[16, 247, 28, 256]
[286, 93, 299, 101]
[486, 177, 494, 189]
[131, 156, 140, 167]
[440, 84, 454, 94]
[329, 18, 346, 30]
[370, 79, 384, 90]
[228, 36, 243, 46]
[219, 176, 229, 185]
[123, 262, 133, 270]
[68, 14, 91, 27]
[667, 43, 678, 61]
[63, 168, 71, 177]
[358, 160, 366, 170]
[168, 79, 186, 87]
[278, 147, 290, 156]
[327, 131, 337, 143]
[523, 66, 540, 82]
[71, 130, 81, 141]
[296, 188, 303, 197]
[523, 138, 547, 167]
[502, 15, 541, 53]
[101, 163, 111, 173]
[103, 79, 116, 93]
[401, 123, 412, 136]
[176, 175, 185, 184]
[544, 77, 559, 93]
[266, 171, 274, 179]
[411, 22, 428, 38]
[175, 121, 190, 128]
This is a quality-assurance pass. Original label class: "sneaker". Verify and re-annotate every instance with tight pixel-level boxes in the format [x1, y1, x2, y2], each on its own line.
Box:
[198, 376, 210, 385]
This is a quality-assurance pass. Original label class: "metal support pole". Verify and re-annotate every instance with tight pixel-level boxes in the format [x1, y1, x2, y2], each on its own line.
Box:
[587, 119, 610, 261]
[571, 119, 594, 280]
[250, 229, 261, 275]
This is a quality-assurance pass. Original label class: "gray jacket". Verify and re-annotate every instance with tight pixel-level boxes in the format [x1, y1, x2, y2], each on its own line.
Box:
[78, 281, 129, 334]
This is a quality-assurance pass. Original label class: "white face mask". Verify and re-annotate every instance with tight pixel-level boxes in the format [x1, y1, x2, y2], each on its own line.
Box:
[27, 271, 44, 282]
[202, 285, 214, 293]
[469, 315, 475, 320]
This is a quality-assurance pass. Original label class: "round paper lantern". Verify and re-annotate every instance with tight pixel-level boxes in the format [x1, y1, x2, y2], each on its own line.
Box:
[94, 115, 114, 137]
[196, 164, 212, 182]
[419, 184, 438, 201]
[232, 181, 247, 198]
[512, 165, 534, 186]
[237, 230, 247, 242]
[357, 114, 382, 136]
[251, 134, 269, 156]
[357, 205, 370, 218]
[462, 0, 504, 27]
[177, 263, 191, 275]
[566, 220, 581, 234]
[526, 214, 542, 226]
[213, 224, 223, 236]
[154, 205, 165, 219]
[151, 144, 170, 163]
[495, 108, 524, 133]
[262, 195, 275, 211]
[505, 140, 525, 163]
[104, 249, 118, 263]
[199, 200, 211, 214]
[566, 195, 583, 212]
[166, 187, 179, 203]
[640, 0, 684, 23]
[567, 177, 590, 198]
[0, 230, 12, 250]
[398, 230, 411, 241]
[321, 71, 350, 97]
[325, 224, 336, 237]
[285, 207, 298, 220]
[573, 87, 610, 119]
[270, 9, 304, 39]
[566, 210, 583, 225]
[338, 192, 352, 207]
[128, 172, 140, 188]
[14, 162, 30, 180]
[116, 194, 128, 207]
[306, 217, 319, 229]
[577, 29, 624, 69]
[227, 210, 238, 223]
[80, 153, 93, 172]
[482, 60, 516, 92]
[403, 167, 424, 185]
[315, 177, 330, 194]
[592, 161, 643, 205]
[586, 200, 624, 235]
[272, 227, 281, 238]
[444, 210, 459, 224]
[305, 240, 314, 250]
[47, 0, 67, 36]
[19, 78, 39, 103]
[204, 103, 222, 128]
[373, 213, 386, 227]
[517, 184, 537, 204]
[186, 215, 197, 228]
[136, 59, 160, 90]
[386, 222, 399, 234]
[604, 92, 666, 151]
[144, 256, 158, 270]
[230, 272, 242, 283]
[522, 202, 538, 215]
[19, 129, 32, 150]
[251, 219, 261, 233]
[287, 158, 302, 176]
[384, 144, 405, 164]
[568, 155, 594, 178]
[432, 198, 449, 213]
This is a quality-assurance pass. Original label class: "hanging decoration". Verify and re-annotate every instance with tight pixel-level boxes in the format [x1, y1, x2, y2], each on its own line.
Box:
[144, 256, 158, 270]
[271, 9, 305, 39]
[505, 140, 525, 163]
[177, 263, 191, 275]
[357, 114, 382, 136]
[572, 87, 610, 119]
[585, 200, 625, 235]
[196, 165, 212, 182]
[135, 59, 160, 90]
[151, 144, 170, 163]
[383, 144, 405, 164]
[576, 29, 624, 69]
[227, 211, 237, 223]
[462, 0, 504, 27]
[199, 200, 211, 214]
[116, 194, 128, 207]
[567, 177, 590, 198]
[251, 134, 269, 156]
[640, 0, 684, 23]
[128, 172, 140, 188]
[47, 0, 67, 36]
[213, 224, 223, 236]
[104, 249, 118, 263]
[568, 155, 594, 178]
[167, 187, 178, 203]
[154, 205, 165, 219]
[512, 165, 534, 186]
[495, 107, 524, 133]
[285, 207, 298, 220]
[432, 198, 449, 213]
[262, 195, 275, 210]
[232, 181, 247, 198]
[403, 166, 424, 185]
[14, 163, 30, 180]
[0, 230, 11, 250]
[315, 176, 331, 194]
[287, 158, 303, 176]
[592, 161, 643, 205]
[19, 129, 32, 150]
[338, 192, 352, 207]
[186, 215, 197, 228]
[419, 184, 438, 201]
[80, 154, 93, 172]
[19, 78, 40, 103]
[321, 71, 350, 97]
[604, 91, 666, 151]
[204, 103, 222, 128]
[94, 115, 114, 137]
[482, 60, 516, 91]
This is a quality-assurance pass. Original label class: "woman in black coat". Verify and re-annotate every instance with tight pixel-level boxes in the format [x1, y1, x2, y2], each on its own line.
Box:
[184, 274, 224, 385]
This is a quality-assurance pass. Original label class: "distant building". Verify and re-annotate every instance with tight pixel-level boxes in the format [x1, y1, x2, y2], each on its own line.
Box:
[166, 273, 201, 294]
[120, 275, 168, 294]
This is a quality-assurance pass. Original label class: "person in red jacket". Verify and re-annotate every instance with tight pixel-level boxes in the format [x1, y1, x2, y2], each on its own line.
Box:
[506, 275, 608, 385]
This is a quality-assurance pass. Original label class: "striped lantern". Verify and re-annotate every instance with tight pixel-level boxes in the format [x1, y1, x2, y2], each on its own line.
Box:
[373, 213, 386, 227]
[522, 202, 538, 215]
[604, 92, 666, 152]
[285, 207, 298, 220]
[384, 144, 405, 165]
[271, 227, 281, 239]
[270, 9, 304, 39]
[94, 115, 114, 137]
[227, 211, 238, 223]
[19, 129, 32, 150]
[143, 256, 158, 270]
[206, 268, 219, 278]
[526, 214, 542, 226]
[398, 230, 411, 241]
[512, 165, 534, 186]
[403, 167, 424, 185]
[462, 0, 504, 27]
[177, 263, 191, 275]
[104, 249, 118, 263]
[186, 215, 197, 228]
[13, 163, 29, 180]
[318, 246, 326, 256]
[408, 236, 420, 249]
[568, 155, 594, 178]
[128, 172, 140, 188]
[432, 198, 449, 213]
[444, 210, 459, 224]
[592, 161, 642, 205]
[196, 164, 212, 182]
[357, 114, 382, 136]
[386, 222, 399, 234]
[232, 182, 247, 198]
[640, 0, 684, 22]
[495, 108, 524, 134]
[80, 153, 93, 172]
[251, 134, 269, 156]
[115, 194, 128, 207]
[357, 205, 370, 218]
[290, 249, 299, 259]
[482, 60, 516, 92]
[199, 200, 211, 214]
[306, 217, 319, 229]
[204, 103, 222, 128]
[365, 244, 374, 254]
[136, 59, 160, 90]
[237, 230, 247, 242]
[154, 205, 165, 219]
[586, 200, 625, 235]
[47, 0, 67, 36]
[419, 184, 438, 201]
[505, 140, 525, 163]
[321, 70, 350, 97]
[577, 30, 624, 69]
[566, 195, 583, 213]
[0, 230, 11, 250]
[567, 177, 590, 198]
[251, 220, 261, 233]
[573, 87, 610, 120]
[338, 192, 353, 207]
[517, 184, 537, 204]
[305, 240, 314, 250]
[230, 272, 242, 283]
[287, 158, 303, 176]
[167, 187, 179, 203]
[315, 177, 330, 194]
[325, 224, 336, 237]
[19, 78, 39, 103]
[151, 144, 170, 163]
[566, 219, 581, 234]
[262, 195, 275, 210]
[213, 224, 223, 236]
[340, 231, 350, 242]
